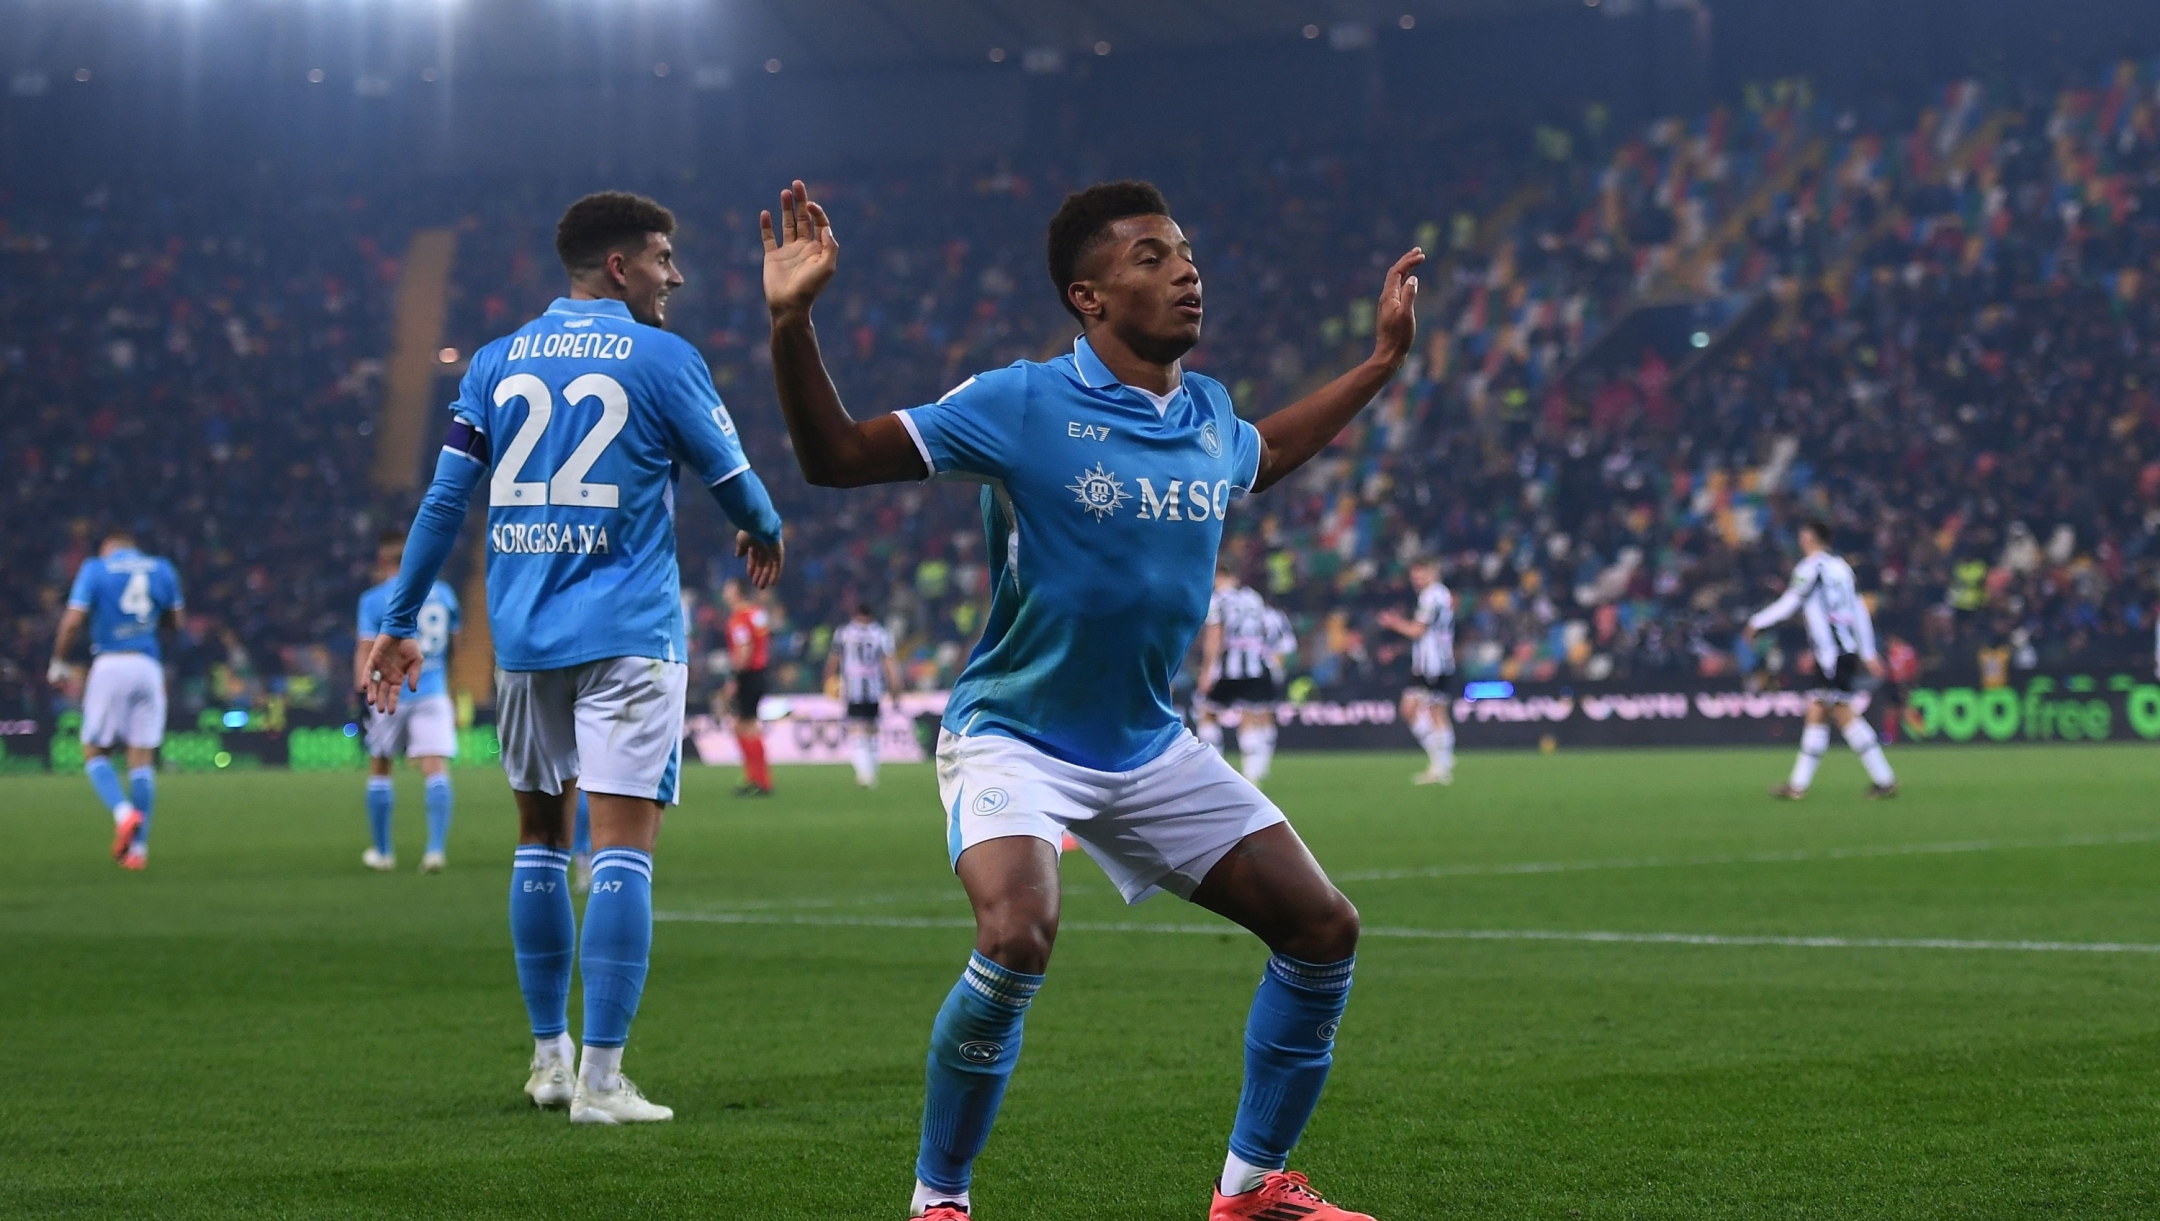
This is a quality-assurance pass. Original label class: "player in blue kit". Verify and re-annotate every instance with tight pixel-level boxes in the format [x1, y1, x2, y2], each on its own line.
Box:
[353, 529, 461, 873]
[763, 180, 1420, 1219]
[366, 192, 785, 1125]
[48, 531, 183, 871]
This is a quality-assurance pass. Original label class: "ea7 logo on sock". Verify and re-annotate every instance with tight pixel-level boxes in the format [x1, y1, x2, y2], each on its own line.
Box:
[593, 880, 623, 894]
[958, 1041, 1003, 1064]
[1316, 1018, 1340, 1041]
[522, 879, 557, 894]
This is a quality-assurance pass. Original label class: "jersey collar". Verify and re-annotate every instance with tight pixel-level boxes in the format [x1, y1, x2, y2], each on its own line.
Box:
[1070, 335, 1185, 417]
[544, 297, 634, 320]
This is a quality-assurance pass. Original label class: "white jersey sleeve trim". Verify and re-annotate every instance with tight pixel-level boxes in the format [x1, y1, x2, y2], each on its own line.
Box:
[440, 445, 485, 464]
[894, 409, 937, 478]
[706, 461, 751, 487]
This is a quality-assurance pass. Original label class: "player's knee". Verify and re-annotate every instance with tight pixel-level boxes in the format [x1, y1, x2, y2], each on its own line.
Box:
[977, 913, 1057, 976]
[1281, 890, 1359, 962]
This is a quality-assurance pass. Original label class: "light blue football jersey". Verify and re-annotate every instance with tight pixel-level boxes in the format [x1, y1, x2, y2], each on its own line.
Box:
[899, 336, 1263, 771]
[67, 548, 183, 660]
[440, 297, 751, 671]
[358, 579, 458, 698]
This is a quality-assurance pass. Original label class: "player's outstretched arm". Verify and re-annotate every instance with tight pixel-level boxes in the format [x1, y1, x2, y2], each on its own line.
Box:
[1376, 610, 1425, 640]
[47, 607, 87, 685]
[368, 448, 481, 711]
[763, 181, 930, 488]
[1249, 248, 1423, 494]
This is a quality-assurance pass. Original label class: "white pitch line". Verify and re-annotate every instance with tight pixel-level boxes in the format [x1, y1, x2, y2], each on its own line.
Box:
[653, 910, 2160, 955]
[1330, 830, 2160, 883]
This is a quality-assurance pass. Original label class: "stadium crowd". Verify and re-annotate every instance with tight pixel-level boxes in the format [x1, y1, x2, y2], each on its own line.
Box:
[8, 61, 2160, 726]
[0, 188, 401, 719]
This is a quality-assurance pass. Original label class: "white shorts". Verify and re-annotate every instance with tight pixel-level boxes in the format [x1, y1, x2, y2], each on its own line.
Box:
[936, 728, 1287, 904]
[81, 652, 166, 750]
[495, 657, 687, 804]
[366, 693, 459, 760]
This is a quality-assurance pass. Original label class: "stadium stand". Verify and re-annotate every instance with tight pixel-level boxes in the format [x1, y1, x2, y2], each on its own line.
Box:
[8, 64, 2159, 724]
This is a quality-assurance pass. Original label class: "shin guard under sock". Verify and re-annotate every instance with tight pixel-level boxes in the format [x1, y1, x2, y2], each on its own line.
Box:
[509, 846, 576, 1039]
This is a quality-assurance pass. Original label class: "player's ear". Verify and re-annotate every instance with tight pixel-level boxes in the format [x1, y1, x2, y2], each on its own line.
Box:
[1066, 280, 1104, 322]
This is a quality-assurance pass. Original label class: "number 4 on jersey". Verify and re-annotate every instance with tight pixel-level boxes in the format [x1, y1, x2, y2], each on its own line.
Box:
[119, 572, 154, 622]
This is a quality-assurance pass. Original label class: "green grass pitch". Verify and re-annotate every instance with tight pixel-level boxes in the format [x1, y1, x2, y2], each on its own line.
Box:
[4, 745, 2158, 1219]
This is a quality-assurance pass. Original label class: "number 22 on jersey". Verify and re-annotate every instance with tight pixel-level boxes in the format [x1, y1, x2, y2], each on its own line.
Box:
[489, 372, 629, 508]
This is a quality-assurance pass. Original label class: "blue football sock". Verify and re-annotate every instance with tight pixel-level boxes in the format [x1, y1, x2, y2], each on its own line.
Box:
[915, 951, 1045, 1197]
[424, 774, 453, 857]
[1228, 954, 1356, 1172]
[579, 848, 653, 1048]
[572, 792, 591, 858]
[509, 846, 576, 1039]
[85, 756, 127, 814]
[365, 777, 395, 857]
[128, 767, 156, 850]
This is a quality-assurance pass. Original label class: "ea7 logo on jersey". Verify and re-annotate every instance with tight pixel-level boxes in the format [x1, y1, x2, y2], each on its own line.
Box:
[1067, 464, 1129, 520]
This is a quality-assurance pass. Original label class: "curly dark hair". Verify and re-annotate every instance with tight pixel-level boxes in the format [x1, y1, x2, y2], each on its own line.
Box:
[1045, 180, 1170, 321]
[555, 191, 676, 274]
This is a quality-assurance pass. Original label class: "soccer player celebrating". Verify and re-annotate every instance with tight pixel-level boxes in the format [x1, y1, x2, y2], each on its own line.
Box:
[722, 579, 776, 796]
[1377, 559, 1458, 785]
[354, 529, 460, 873]
[1742, 518, 1897, 799]
[827, 603, 901, 787]
[763, 179, 1418, 1220]
[366, 191, 785, 1124]
[49, 531, 181, 870]
[1200, 569, 1282, 784]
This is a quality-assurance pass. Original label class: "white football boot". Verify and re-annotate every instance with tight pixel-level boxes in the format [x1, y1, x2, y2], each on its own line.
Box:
[1411, 766, 1454, 786]
[524, 1054, 575, 1109]
[362, 847, 396, 871]
[419, 851, 446, 873]
[569, 1074, 673, 1124]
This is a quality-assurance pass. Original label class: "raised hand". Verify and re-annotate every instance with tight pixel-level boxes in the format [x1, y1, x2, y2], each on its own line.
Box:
[762, 179, 839, 324]
[1372, 247, 1425, 369]
[364, 634, 424, 714]
[737, 531, 785, 590]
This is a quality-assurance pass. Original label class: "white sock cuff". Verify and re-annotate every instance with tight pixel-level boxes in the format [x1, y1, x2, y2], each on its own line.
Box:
[1841, 719, 1880, 750]
[367, 776, 395, 791]
[128, 766, 156, 782]
[1800, 725, 1831, 754]
[912, 1182, 971, 1215]
[579, 1044, 624, 1085]
[425, 773, 451, 789]
[591, 847, 653, 882]
[1222, 1150, 1284, 1196]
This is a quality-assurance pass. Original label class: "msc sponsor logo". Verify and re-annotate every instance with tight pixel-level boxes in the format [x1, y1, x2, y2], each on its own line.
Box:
[507, 330, 635, 362]
[1133, 477, 1231, 522]
[490, 522, 614, 555]
[958, 1041, 1004, 1064]
[1067, 464, 1129, 520]
[973, 788, 1011, 815]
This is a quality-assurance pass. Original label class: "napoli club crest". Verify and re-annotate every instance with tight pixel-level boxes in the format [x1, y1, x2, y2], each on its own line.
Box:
[1066, 464, 1129, 520]
[1200, 421, 1221, 458]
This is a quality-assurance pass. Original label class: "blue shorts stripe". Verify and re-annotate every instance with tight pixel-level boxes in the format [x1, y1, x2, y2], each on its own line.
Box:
[657, 738, 681, 805]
